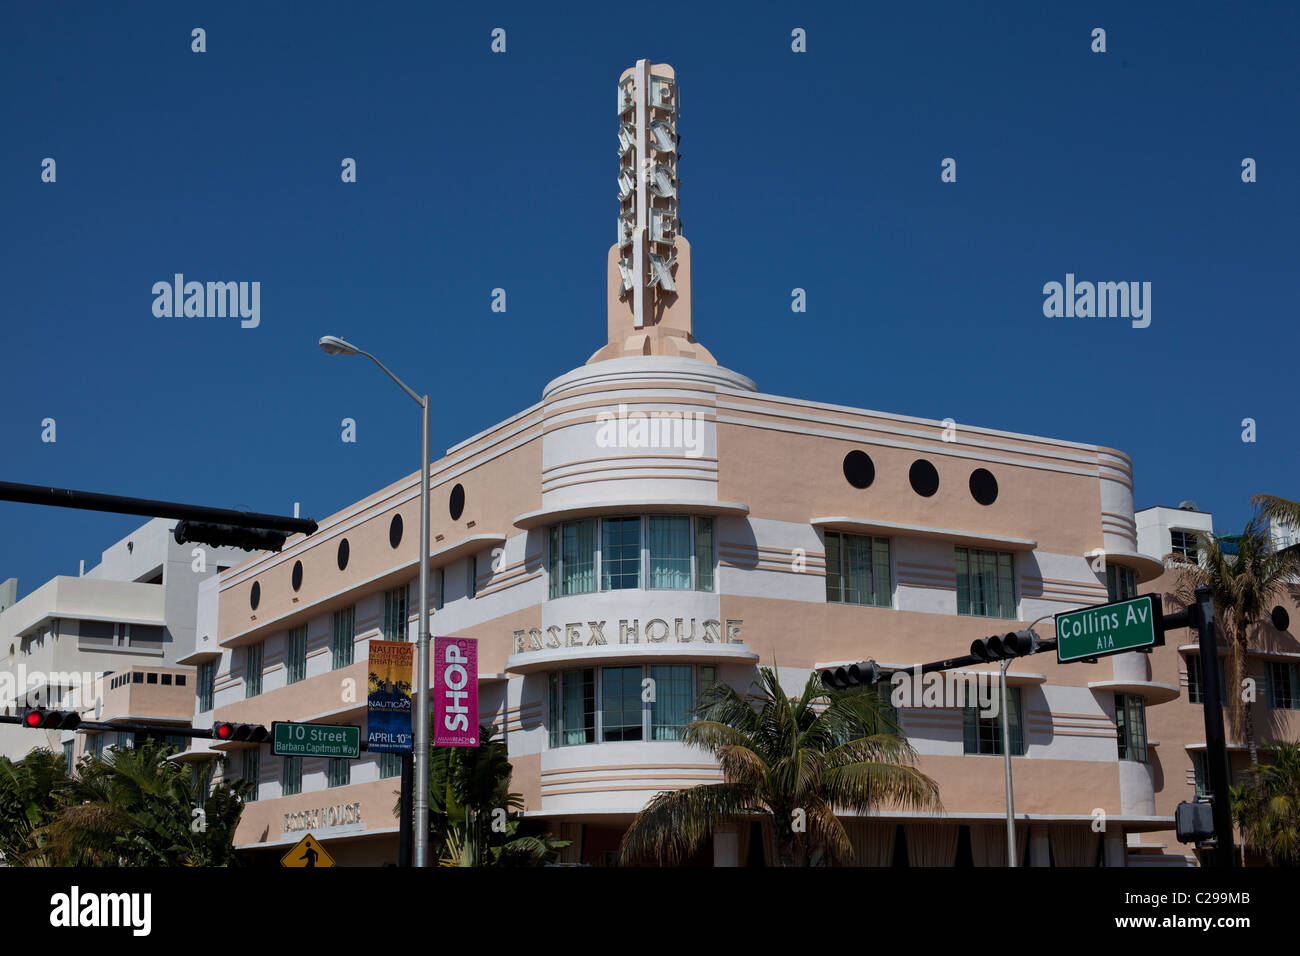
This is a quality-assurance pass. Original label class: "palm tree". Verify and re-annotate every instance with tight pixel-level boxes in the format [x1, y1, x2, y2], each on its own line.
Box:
[40, 740, 248, 866]
[0, 748, 71, 865]
[1231, 741, 1300, 865]
[1167, 512, 1300, 768]
[398, 722, 569, 866]
[1254, 494, 1300, 536]
[619, 667, 941, 867]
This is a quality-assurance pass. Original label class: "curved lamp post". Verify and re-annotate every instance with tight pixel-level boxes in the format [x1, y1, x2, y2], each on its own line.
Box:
[319, 335, 430, 868]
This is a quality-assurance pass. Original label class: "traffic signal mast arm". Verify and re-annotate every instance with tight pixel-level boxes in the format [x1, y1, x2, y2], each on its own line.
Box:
[821, 629, 1056, 689]
[0, 481, 316, 552]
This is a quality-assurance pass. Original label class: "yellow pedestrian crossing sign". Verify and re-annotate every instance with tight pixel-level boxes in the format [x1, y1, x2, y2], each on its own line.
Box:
[281, 833, 335, 868]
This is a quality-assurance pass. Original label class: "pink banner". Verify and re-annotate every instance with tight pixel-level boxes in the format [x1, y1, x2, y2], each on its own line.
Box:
[433, 636, 479, 747]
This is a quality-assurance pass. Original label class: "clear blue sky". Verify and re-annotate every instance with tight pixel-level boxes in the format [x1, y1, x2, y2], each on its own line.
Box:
[2, 2, 1296, 598]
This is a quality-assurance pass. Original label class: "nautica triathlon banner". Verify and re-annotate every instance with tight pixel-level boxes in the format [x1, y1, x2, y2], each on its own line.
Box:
[366, 640, 413, 753]
[434, 636, 478, 747]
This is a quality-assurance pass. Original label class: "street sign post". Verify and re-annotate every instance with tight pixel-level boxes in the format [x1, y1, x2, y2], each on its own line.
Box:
[272, 722, 361, 759]
[281, 833, 335, 868]
[1055, 594, 1165, 663]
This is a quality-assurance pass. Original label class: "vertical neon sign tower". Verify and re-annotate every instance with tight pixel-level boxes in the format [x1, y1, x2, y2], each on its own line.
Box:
[590, 60, 715, 364]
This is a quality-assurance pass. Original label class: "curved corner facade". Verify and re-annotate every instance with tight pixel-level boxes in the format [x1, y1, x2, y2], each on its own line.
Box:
[207, 351, 1176, 866]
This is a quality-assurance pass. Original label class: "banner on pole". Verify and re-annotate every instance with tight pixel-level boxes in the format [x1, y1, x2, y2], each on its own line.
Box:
[434, 636, 478, 747]
[366, 640, 413, 753]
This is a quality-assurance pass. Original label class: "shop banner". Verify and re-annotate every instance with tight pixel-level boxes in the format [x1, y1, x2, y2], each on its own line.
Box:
[366, 640, 413, 753]
[434, 636, 478, 747]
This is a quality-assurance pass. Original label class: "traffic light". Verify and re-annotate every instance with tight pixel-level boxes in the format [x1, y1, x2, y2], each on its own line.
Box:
[1175, 800, 1216, 844]
[969, 629, 1041, 662]
[174, 521, 289, 553]
[18, 707, 82, 730]
[211, 722, 269, 743]
[820, 660, 882, 690]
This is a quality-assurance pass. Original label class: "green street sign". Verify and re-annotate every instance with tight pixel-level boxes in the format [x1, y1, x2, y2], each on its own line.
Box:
[272, 722, 361, 759]
[1056, 594, 1165, 663]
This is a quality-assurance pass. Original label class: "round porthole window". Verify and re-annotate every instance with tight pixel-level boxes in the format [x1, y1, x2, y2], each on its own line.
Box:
[250, 581, 261, 611]
[449, 483, 465, 521]
[337, 538, 350, 571]
[969, 468, 998, 506]
[842, 450, 875, 489]
[291, 560, 303, 592]
[1272, 605, 1290, 632]
[389, 514, 404, 549]
[909, 459, 940, 497]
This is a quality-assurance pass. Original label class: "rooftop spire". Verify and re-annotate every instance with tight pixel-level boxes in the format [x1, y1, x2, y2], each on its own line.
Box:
[588, 60, 715, 364]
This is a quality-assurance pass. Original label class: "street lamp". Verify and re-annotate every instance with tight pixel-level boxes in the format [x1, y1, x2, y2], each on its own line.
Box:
[319, 334, 431, 868]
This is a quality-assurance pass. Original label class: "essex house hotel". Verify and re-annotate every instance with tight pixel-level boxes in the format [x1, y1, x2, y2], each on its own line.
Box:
[187, 60, 1297, 868]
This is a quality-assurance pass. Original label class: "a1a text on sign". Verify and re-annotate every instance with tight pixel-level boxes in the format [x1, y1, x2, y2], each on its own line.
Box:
[434, 636, 478, 747]
[1056, 594, 1165, 663]
[272, 722, 360, 759]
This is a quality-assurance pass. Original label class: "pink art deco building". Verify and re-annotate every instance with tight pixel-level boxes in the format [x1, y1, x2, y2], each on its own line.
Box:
[196, 60, 1247, 867]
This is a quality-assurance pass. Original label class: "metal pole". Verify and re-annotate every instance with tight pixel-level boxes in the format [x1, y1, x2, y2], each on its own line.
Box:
[1000, 659, 1017, 867]
[414, 395, 431, 867]
[398, 752, 413, 867]
[1193, 584, 1236, 867]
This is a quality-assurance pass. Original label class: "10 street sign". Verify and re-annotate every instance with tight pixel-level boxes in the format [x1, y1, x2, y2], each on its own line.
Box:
[1056, 594, 1165, 663]
[272, 722, 361, 759]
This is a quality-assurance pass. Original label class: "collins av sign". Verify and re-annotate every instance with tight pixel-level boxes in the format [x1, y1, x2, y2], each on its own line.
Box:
[1055, 594, 1165, 663]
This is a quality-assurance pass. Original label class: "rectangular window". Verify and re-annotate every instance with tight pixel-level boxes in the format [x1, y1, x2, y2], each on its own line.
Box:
[648, 516, 692, 590]
[1170, 530, 1199, 562]
[1115, 693, 1148, 763]
[550, 519, 596, 598]
[601, 665, 645, 741]
[963, 686, 1024, 755]
[434, 567, 445, 611]
[1186, 655, 1228, 705]
[328, 758, 351, 788]
[245, 642, 264, 698]
[955, 547, 1015, 619]
[384, 585, 410, 642]
[63, 740, 74, 774]
[332, 606, 355, 669]
[197, 661, 215, 712]
[281, 756, 302, 796]
[1106, 564, 1137, 602]
[825, 532, 891, 607]
[242, 750, 260, 801]
[468, 554, 477, 599]
[601, 516, 642, 590]
[1267, 662, 1300, 709]
[650, 665, 693, 741]
[287, 625, 307, 684]
[549, 669, 596, 747]
[378, 751, 403, 779]
[695, 516, 715, 592]
[88, 734, 103, 759]
[1191, 752, 1213, 797]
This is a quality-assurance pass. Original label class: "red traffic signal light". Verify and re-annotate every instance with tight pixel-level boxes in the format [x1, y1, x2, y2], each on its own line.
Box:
[19, 708, 81, 730]
[212, 721, 269, 743]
